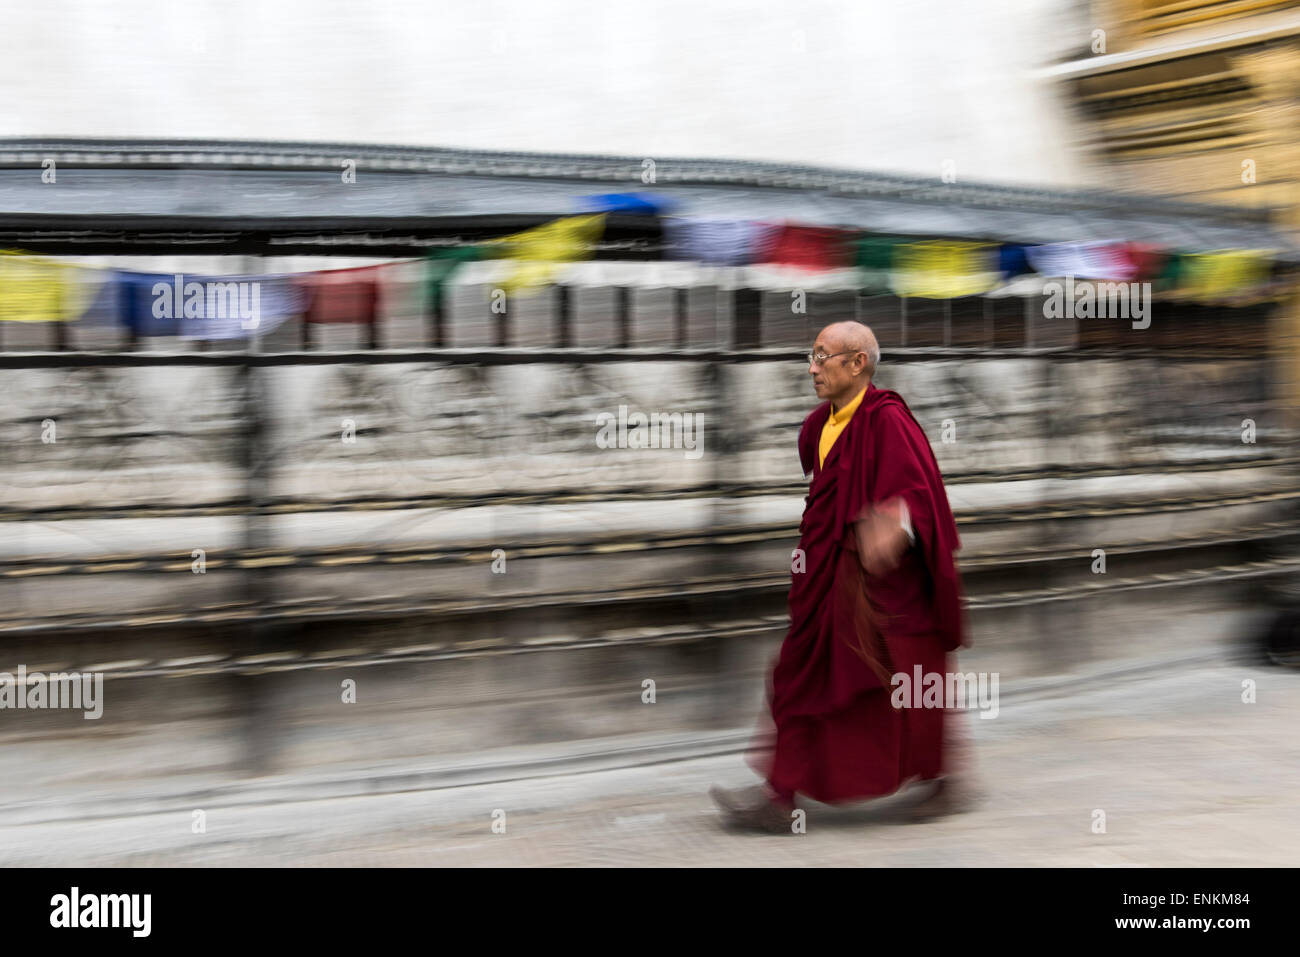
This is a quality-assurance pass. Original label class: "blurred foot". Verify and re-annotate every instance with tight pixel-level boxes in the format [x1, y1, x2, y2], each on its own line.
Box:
[709, 784, 796, 834]
[708, 784, 768, 815]
[905, 775, 977, 823]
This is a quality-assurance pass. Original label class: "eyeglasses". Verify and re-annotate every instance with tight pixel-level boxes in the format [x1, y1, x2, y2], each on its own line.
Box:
[807, 350, 861, 367]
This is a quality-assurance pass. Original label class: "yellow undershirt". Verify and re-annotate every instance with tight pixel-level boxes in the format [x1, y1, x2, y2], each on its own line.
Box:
[818, 385, 868, 469]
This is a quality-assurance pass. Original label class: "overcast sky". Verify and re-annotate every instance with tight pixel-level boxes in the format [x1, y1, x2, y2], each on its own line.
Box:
[1, 0, 1095, 187]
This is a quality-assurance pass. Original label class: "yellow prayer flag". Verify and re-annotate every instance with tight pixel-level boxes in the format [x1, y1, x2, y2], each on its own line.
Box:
[0, 250, 102, 322]
[485, 215, 606, 295]
[1176, 250, 1270, 302]
[890, 241, 999, 299]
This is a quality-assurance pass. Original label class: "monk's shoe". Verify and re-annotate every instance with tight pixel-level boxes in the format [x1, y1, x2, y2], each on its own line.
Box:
[709, 785, 797, 834]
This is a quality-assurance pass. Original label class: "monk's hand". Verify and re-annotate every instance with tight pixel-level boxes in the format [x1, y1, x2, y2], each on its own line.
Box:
[855, 499, 909, 576]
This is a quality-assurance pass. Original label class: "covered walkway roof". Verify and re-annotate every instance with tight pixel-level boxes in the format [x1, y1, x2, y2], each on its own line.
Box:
[1, 138, 1295, 259]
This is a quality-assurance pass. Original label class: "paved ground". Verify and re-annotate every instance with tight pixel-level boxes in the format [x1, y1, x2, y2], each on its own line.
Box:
[2, 657, 1296, 867]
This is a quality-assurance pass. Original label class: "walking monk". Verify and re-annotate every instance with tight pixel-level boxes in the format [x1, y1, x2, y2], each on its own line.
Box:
[711, 321, 973, 833]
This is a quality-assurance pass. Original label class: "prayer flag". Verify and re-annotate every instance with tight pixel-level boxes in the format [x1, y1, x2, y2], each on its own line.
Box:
[298, 266, 381, 324]
[485, 214, 606, 295]
[1174, 250, 1271, 302]
[1024, 241, 1136, 280]
[759, 225, 857, 270]
[664, 218, 778, 266]
[0, 251, 108, 323]
[119, 272, 304, 338]
[577, 193, 672, 216]
[891, 241, 999, 298]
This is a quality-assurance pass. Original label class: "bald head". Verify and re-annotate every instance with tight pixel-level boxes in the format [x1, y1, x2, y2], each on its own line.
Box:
[821, 321, 880, 376]
[809, 321, 881, 409]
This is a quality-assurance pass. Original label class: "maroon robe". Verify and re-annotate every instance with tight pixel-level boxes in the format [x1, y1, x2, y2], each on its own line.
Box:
[750, 382, 968, 804]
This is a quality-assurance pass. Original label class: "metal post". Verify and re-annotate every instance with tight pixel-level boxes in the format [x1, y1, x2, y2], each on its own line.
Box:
[556, 284, 572, 348]
[496, 293, 509, 347]
[674, 287, 688, 348]
[703, 354, 747, 724]
[732, 287, 762, 349]
[616, 286, 631, 348]
[429, 278, 445, 348]
[234, 354, 276, 772]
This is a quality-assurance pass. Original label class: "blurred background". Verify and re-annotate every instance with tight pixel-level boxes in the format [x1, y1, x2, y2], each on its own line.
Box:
[0, 0, 1298, 866]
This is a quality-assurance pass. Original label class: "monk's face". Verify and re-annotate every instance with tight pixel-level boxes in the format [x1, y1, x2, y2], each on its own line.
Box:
[809, 330, 866, 406]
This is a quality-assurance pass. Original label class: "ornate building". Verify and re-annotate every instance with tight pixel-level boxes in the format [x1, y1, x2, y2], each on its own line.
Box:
[1051, 1, 1300, 408]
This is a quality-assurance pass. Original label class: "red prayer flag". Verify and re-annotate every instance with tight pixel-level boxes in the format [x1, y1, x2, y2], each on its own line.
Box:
[298, 266, 382, 324]
[759, 224, 857, 270]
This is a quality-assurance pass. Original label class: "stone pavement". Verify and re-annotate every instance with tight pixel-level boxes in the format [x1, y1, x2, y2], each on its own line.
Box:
[1, 657, 1296, 866]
